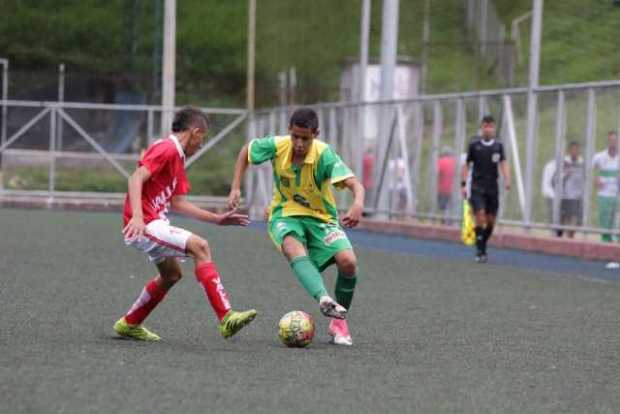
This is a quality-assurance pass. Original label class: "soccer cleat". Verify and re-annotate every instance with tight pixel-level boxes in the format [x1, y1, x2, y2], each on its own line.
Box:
[219, 309, 258, 339]
[113, 317, 161, 341]
[319, 296, 347, 320]
[328, 318, 353, 346]
[475, 250, 487, 264]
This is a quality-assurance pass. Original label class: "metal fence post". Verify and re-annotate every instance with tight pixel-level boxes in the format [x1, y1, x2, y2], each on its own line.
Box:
[268, 110, 276, 135]
[552, 90, 566, 230]
[411, 102, 424, 215]
[502, 94, 526, 218]
[57, 64, 65, 152]
[451, 98, 466, 221]
[0, 58, 8, 192]
[477, 95, 487, 121]
[48, 106, 57, 197]
[147, 109, 154, 144]
[582, 88, 596, 229]
[329, 107, 338, 149]
[428, 100, 442, 215]
[524, 90, 538, 226]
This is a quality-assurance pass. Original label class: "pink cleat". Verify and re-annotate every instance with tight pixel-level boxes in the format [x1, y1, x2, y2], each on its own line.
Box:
[328, 318, 353, 346]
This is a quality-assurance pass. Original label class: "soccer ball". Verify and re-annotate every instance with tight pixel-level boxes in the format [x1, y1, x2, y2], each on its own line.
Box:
[278, 310, 315, 348]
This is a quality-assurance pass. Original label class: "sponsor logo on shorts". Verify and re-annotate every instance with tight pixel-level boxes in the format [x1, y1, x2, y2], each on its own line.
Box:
[323, 229, 346, 246]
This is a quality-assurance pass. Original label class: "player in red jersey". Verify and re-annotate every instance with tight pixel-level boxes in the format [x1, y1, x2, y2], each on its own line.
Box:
[114, 107, 257, 341]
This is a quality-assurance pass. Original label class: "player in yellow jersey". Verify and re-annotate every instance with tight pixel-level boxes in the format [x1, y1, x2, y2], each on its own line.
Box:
[228, 108, 365, 346]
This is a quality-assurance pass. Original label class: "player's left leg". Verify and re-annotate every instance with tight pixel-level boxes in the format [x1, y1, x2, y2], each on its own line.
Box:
[333, 249, 358, 312]
[329, 249, 358, 346]
[480, 192, 499, 262]
[306, 219, 357, 346]
[186, 235, 257, 339]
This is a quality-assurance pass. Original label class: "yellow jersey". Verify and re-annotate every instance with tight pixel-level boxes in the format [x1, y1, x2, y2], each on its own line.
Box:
[248, 135, 354, 223]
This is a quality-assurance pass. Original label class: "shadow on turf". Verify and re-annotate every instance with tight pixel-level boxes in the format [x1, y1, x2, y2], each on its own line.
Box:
[105, 334, 339, 352]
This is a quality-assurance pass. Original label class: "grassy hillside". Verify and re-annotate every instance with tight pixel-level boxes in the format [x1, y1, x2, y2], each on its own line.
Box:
[2, 1, 618, 108]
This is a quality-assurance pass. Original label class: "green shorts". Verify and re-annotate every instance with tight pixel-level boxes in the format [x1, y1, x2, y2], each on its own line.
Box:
[268, 216, 353, 272]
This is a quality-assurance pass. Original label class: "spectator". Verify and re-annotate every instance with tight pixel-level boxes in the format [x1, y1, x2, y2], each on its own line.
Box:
[437, 146, 457, 223]
[362, 145, 375, 192]
[558, 142, 585, 238]
[592, 131, 619, 242]
[362, 145, 375, 216]
[387, 157, 408, 216]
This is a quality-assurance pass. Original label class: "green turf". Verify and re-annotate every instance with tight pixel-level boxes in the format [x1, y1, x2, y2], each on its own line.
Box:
[1, 208, 620, 413]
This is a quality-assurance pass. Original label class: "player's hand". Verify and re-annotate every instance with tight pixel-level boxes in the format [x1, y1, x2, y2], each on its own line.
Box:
[227, 189, 241, 210]
[341, 203, 363, 228]
[123, 216, 145, 240]
[505, 180, 511, 192]
[214, 209, 250, 226]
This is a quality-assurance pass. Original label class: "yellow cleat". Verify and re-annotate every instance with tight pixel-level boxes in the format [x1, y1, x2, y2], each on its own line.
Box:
[113, 317, 161, 341]
[219, 309, 258, 339]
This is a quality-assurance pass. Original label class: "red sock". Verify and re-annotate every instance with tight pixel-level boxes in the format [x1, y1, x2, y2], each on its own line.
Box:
[195, 262, 232, 321]
[124, 278, 169, 325]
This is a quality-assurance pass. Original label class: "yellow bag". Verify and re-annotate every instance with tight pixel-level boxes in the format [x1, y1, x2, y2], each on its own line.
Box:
[461, 200, 476, 246]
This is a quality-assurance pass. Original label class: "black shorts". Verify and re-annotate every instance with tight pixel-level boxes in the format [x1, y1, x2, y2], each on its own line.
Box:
[469, 189, 499, 215]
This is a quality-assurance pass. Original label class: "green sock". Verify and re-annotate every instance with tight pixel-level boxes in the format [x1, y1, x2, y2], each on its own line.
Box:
[335, 272, 357, 310]
[290, 256, 328, 301]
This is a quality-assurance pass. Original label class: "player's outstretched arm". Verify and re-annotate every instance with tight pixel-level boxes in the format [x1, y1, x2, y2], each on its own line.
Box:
[123, 166, 151, 239]
[228, 144, 250, 209]
[340, 177, 365, 229]
[171, 196, 250, 226]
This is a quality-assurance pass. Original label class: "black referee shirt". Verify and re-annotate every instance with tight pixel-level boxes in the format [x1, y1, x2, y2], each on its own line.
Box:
[466, 137, 506, 192]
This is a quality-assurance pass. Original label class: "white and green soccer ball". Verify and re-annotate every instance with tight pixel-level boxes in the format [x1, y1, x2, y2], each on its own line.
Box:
[278, 310, 315, 348]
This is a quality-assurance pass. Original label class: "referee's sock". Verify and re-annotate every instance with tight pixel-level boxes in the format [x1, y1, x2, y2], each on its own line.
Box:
[474, 226, 485, 253]
[483, 225, 494, 243]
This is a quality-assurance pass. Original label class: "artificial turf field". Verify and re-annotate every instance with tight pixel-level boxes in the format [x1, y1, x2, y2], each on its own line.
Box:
[2, 208, 620, 413]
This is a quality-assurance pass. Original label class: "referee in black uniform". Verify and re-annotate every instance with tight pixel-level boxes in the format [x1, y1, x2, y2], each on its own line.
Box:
[461, 115, 511, 263]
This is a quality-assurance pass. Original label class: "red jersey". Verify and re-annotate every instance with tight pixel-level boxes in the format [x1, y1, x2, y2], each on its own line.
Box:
[437, 155, 457, 195]
[123, 135, 190, 225]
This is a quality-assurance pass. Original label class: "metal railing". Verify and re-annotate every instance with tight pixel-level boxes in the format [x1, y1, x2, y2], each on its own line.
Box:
[3, 80, 620, 241]
[0, 100, 246, 198]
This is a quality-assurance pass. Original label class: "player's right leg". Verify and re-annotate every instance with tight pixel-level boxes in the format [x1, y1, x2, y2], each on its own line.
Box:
[270, 217, 346, 319]
[281, 235, 346, 319]
[114, 258, 183, 341]
[185, 235, 257, 339]
[470, 192, 488, 262]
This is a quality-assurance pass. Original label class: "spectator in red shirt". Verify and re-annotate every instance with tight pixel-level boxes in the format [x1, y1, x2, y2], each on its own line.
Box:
[362, 145, 375, 214]
[437, 146, 456, 222]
